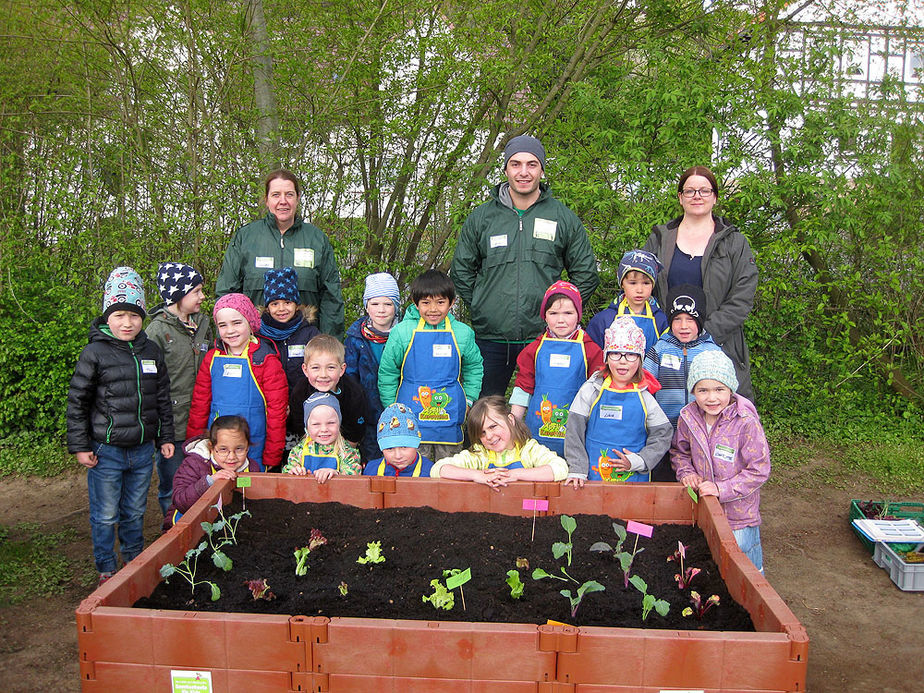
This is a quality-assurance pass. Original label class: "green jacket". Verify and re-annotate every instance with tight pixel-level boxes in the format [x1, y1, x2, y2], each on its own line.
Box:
[216, 213, 345, 339]
[378, 304, 483, 409]
[451, 183, 599, 342]
[145, 306, 214, 440]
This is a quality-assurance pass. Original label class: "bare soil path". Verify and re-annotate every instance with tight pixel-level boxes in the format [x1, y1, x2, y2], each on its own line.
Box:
[0, 461, 920, 692]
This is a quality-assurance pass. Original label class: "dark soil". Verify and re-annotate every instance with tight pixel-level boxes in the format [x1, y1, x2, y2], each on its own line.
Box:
[135, 498, 753, 631]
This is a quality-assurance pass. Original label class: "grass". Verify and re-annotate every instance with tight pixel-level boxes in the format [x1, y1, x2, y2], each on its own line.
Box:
[0, 522, 79, 605]
[0, 433, 74, 478]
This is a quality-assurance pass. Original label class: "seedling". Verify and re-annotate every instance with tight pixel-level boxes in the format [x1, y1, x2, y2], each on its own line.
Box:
[668, 541, 699, 589]
[560, 580, 605, 618]
[159, 542, 221, 601]
[294, 528, 328, 576]
[422, 578, 454, 610]
[515, 557, 529, 569]
[506, 569, 524, 599]
[682, 591, 720, 619]
[444, 568, 471, 610]
[533, 515, 581, 584]
[245, 578, 275, 601]
[338, 581, 349, 597]
[208, 502, 250, 546]
[628, 575, 669, 621]
[590, 522, 645, 587]
[201, 517, 232, 572]
[357, 540, 386, 564]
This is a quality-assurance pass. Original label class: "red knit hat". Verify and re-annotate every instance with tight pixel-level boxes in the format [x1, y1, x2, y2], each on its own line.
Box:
[214, 293, 261, 333]
[540, 280, 582, 321]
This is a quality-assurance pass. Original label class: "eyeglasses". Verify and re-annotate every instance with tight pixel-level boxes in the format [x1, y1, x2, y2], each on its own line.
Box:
[607, 352, 640, 362]
[681, 188, 715, 199]
[213, 446, 248, 459]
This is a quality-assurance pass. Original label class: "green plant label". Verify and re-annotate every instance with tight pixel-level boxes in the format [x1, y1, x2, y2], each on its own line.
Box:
[236, 476, 252, 488]
[687, 486, 698, 503]
[170, 669, 212, 692]
[445, 568, 471, 589]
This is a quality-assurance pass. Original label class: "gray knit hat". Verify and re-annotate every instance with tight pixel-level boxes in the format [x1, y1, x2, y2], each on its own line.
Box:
[362, 272, 400, 313]
[687, 350, 739, 393]
[303, 391, 342, 427]
[503, 135, 546, 170]
[103, 267, 146, 319]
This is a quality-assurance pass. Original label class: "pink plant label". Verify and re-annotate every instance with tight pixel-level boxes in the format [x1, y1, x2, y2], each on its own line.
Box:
[522, 499, 549, 511]
[626, 520, 654, 538]
[446, 568, 472, 589]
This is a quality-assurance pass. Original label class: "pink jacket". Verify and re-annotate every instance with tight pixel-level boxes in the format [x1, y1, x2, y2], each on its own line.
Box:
[670, 395, 769, 530]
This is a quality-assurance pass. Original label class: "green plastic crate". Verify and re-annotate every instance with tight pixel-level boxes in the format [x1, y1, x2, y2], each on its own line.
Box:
[849, 499, 924, 554]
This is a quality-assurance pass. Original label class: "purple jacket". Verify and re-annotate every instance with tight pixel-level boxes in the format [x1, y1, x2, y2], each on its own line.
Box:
[670, 394, 769, 530]
[167, 437, 260, 518]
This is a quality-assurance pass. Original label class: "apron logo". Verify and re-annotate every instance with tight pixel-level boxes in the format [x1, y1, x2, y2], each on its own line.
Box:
[593, 448, 632, 483]
[413, 385, 451, 421]
[535, 394, 568, 439]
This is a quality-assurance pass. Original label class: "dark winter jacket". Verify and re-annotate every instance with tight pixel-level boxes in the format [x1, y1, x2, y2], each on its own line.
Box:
[287, 372, 371, 448]
[451, 182, 599, 342]
[66, 318, 174, 452]
[215, 213, 345, 338]
[146, 305, 213, 440]
[644, 215, 758, 400]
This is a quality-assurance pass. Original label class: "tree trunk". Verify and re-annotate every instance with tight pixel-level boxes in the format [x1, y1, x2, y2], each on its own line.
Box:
[244, 0, 281, 171]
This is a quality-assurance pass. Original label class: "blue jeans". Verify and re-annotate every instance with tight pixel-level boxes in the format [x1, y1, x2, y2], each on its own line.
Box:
[155, 441, 184, 516]
[87, 441, 155, 573]
[733, 525, 764, 573]
[475, 339, 528, 397]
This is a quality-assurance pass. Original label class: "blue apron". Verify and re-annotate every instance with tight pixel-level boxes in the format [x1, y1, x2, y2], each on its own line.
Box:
[484, 448, 524, 470]
[209, 344, 269, 471]
[374, 453, 425, 477]
[617, 299, 662, 352]
[395, 318, 466, 445]
[527, 331, 588, 456]
[584, 376, 650, 482]
[301, 439, 339, 473]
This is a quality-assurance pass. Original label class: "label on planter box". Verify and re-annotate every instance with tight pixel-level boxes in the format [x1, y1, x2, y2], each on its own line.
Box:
[171, 670, 212, 692]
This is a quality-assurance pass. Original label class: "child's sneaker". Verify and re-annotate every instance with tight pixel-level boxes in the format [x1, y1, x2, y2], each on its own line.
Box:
[97, 571, 113, 587]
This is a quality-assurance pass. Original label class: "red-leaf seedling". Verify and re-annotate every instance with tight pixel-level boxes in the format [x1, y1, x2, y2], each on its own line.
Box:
[245, 578, 275, 601]
[682, 591, 720, 619]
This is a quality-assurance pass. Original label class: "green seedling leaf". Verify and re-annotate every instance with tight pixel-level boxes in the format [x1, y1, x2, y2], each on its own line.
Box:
[629, 574, 647, 594]
[654, 599, 670, 617]
[212, 550, 232, 572]
[201, 521, 214, 535]
[422, 579, 454, 610]
[506, 570, 524, 599]
[589, 541, 613, 553]
[209, 582, 221, 601]
[160, 564, 176, 579]
[551, 541, 570, 560]
[560, 515, 577, 534]
[532, 567, 567, 582]
[357, 540, 385, 564]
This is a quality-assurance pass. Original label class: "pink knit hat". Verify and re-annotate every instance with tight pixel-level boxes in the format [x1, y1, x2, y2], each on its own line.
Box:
[214, 293, 261, 333]
[603, 316, 645, 357]
[540, 280, 582, 321]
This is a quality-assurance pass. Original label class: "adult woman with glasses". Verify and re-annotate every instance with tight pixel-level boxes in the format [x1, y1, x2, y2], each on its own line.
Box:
[643, 166, 758, 401]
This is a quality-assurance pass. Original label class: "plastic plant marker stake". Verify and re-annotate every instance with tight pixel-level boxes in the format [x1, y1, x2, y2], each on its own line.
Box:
[445, 568, 471, 589]
[546, 619, 573, 627]
[237, 475, 251, 510]
[626, 520, 654, 538]
[687, 486, 698, 503]
[522, 499, 549, 542]
[532, 507, 536, 542]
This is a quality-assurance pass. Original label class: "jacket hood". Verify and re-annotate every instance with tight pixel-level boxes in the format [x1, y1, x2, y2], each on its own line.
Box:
[661, 330, 716, 349]
[660, 213, 738, 238]
[264, 212, 305, 234]
[88, 315, 150, 350]
[399, 303, 451, 329]
[490, 181, 551, 210]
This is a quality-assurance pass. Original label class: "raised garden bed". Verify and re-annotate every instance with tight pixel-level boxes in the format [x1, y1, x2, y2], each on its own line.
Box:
[77, 477, 808, 691]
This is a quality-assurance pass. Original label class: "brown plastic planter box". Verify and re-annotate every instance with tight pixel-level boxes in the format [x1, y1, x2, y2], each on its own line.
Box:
[77, 477, 808, 691]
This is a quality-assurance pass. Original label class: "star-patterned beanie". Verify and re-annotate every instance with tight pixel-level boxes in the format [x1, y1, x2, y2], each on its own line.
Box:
[157, 262, 204, 306]
[103, 266, 146, 319]
[263, 267, 300, 305]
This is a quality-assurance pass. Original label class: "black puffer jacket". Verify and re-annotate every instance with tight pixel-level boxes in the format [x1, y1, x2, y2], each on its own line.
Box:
[66, 317, 174, 452]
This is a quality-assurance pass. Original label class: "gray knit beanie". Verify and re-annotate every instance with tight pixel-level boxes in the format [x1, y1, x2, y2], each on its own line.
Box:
[503, 135, 546, 170]
[687, 350, 739, 393]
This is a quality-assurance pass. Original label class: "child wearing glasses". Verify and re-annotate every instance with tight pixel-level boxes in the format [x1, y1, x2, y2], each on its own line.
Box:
[564, 317, 672, 486]
[163, 416, 259, 529]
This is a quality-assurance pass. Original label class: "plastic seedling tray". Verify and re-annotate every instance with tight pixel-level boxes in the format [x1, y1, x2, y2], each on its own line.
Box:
[849, 499, 924, 554]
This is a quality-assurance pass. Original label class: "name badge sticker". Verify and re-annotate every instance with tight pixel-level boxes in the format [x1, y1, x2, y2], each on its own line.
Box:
[288, 344, 305, 359]
[222, 363, 243, 378]
[432, 344, 452, 358]
[549, 353, 571, 368]
[599, 404, 623, 420]
[713, 444, 737, 463]
[490, 234, 508, 248]
[140, 359, 157, 374]
[533, 218, 557, 241]
[661, 353, 682, 370]
[255, 256, 274, 269]
[293, 247, 315, 268]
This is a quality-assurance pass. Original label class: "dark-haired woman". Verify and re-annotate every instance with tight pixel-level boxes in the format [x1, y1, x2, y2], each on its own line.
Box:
[643, 166, 758, 401]
[216, 169, 345, 339]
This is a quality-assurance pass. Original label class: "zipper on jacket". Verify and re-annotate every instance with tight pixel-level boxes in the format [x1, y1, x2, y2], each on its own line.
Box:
[683, 346, 689, 405]
[131, 341, 145, 444]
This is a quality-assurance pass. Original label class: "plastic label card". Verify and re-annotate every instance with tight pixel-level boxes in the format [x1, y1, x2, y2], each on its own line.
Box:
[522, 499, 549, 511]
[446, 568, 472, 590]
[687, 486, 699, 503]
[626, 520, 654, 538]
[236, 476, 252, 488]
[171, 670, 212, 692]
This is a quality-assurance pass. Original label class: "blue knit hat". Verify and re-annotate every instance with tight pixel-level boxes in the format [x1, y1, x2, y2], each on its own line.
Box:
[263, 267, 300, 305]
[157, 262, 204, 306]
[687, 350, 739, 393]
[362, 272, 400, 313]
[376, 403, 421, 450]
[504, 135, 546, 170]
[303, 391, 342, 427]
[103, 267, 146, 319]
[618, 250, 663, 285]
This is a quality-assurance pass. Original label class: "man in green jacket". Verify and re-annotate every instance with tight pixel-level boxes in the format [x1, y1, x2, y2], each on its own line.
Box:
[451, 135, 599, 396]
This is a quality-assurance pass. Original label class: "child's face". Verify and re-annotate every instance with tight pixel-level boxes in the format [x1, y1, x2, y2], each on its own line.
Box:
[692, 379, 732, 419]
[306, 405, 340, 445]
[106, 310, 143, 342]
[176, 284, 205, 316]
[302, 352, 346, 391]
[366, 297, 396, 331]
[545, 297, 579, 338]
[211, 428, 249, 471]
[417, 294, 452, 326]
[606, 351, 641, 385]
[480, 411, 515, 452]
[382, 446, 417, 469]
[267, 299, 298, 323]
[621, 271, 653, 310]
[671, 313, 699, 343]
[216, 308, 252, 354]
